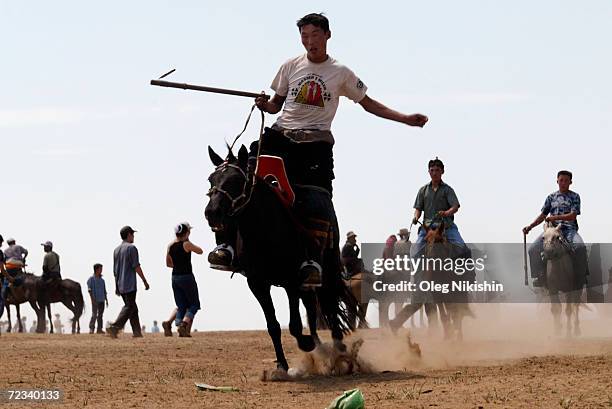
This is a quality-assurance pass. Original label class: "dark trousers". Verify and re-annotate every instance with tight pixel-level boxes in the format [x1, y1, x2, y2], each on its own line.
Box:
[112, 291, 141, 335]
[214, 129, 339, 262]
[89, 301, 105, 331]
[172, 274, 201, 324]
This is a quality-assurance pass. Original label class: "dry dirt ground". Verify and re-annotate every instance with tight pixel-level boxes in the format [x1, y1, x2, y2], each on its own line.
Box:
[1, 307, 612, 408]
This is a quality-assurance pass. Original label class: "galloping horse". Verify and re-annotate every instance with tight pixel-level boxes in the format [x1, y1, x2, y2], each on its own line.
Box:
[422, 224, 472, 340]
[205, 145, 360, 374]
[542, 223, 584, 337]
[391, 223, 472, 340]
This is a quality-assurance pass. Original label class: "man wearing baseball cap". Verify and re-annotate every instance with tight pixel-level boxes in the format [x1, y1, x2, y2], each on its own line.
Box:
[41, 241, 62, 282]
[1, 238, 27, 301]
[341, 231, 363, 279]
[108, 226, 150, 339]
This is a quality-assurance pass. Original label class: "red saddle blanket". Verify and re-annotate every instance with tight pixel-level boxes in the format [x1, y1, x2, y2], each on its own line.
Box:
[254, 155, 295, 208]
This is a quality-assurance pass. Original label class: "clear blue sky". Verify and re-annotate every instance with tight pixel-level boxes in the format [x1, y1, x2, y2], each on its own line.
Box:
[2, 1, 611, 330]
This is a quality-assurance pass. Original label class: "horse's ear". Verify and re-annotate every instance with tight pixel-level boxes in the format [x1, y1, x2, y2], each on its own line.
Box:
[208, 146, 224, 166]
[238, 145, 248, 169]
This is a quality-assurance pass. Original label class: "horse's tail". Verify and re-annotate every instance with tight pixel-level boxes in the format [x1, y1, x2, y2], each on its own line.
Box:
[73, 283, 85, 320]
[318, 255, 367, 335]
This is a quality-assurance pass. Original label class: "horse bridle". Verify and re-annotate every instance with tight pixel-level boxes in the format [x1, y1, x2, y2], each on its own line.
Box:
[207, 162, 251, 216]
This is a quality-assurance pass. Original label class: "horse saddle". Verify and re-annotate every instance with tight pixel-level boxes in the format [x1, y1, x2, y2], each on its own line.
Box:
[254, 155, 295, 208]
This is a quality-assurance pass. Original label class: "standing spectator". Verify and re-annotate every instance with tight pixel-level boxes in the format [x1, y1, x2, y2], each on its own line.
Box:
[395, 228, 411, 254]
[53, 314, 63, 334]
[29, 320, 37, 333]
[87, 263, 108, 334]
[108, 226, 150, 339]
[166, 222, 203, 337]
[13, 316, 26, 333]
[151, 320, 160, 334]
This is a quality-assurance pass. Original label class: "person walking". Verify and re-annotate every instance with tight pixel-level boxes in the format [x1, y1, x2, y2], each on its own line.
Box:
[108, 226, 150, 339]
[166, 222, 203, 337]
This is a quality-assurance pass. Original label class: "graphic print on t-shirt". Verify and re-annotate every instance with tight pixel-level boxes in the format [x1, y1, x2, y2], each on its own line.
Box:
[290, 74, 332, 109]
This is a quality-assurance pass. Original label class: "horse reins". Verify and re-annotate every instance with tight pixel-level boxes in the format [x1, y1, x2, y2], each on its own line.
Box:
[209, 104, 266, 216]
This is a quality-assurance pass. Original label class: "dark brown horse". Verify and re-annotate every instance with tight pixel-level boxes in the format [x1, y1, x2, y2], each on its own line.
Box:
[39, 279, 85, 334]
[205, 145, 360, 374]
[3, 272, 44, 333]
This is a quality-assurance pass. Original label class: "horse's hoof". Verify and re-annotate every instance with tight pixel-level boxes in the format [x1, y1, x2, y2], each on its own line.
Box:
[261, 368, 291, 382]
[287, 367, 304, 379]
[297, 335, 316, 352]
[333, 339, 347, 353]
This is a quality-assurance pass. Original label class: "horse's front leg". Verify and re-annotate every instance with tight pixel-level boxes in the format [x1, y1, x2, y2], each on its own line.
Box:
[248, 280, 288, 371]
[302, 290, 321, 346]
[549, 291, 562, 335]
[6, 305, 12, 333]
[16, 304, 23, 333]
[573, 291, 581, 337]
[28, 300, 43, 333]
[47, 304, 54, 334]
[287, 288, 315, 352]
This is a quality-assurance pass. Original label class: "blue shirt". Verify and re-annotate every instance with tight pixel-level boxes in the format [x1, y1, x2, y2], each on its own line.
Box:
[113, 242, 140, 294]
[87, 276, 106, 303]
[542, 190, 581, 231]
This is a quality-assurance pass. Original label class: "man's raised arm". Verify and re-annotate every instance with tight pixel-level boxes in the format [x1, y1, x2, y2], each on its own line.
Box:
[358, 95, 428, 127]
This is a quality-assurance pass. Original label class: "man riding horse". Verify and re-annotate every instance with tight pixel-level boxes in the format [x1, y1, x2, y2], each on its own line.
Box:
[341, 231, 363, 280]
[207, 13, 428, 288]
[1, 238, 28, 301]
[410, 158, 467, 256]
[390, 157, 470, 331]
[523, 170, 588, 288]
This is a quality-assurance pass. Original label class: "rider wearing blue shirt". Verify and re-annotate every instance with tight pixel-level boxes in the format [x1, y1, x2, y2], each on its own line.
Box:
[523, 170, 587, 287]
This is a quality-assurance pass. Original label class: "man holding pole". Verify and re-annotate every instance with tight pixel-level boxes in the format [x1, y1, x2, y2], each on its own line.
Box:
[207, 13, 428, 287]
[523, 170, 587, 288]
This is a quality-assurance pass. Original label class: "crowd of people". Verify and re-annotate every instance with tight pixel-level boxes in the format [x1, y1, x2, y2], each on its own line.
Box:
[0, 221, 205, 338]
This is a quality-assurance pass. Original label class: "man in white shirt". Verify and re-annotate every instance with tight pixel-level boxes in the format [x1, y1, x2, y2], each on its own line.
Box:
[209, 13, 427, 287]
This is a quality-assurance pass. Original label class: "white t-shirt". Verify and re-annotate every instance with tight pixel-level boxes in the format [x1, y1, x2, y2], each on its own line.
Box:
[271, 54, 367, 131]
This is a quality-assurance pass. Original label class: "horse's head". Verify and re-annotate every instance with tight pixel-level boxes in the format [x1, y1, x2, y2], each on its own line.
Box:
[204, 145, 249, 232]
[424, 223, 447, 258]
[542, 222, 567, 260]
[425, 223, 446, 244]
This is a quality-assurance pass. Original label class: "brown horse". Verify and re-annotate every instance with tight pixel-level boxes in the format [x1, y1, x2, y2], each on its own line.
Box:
[38, 279, 85, 334]
[344, 270, 374, 329]
[391, 224, 472, 340]
[3, 272, 44, 333]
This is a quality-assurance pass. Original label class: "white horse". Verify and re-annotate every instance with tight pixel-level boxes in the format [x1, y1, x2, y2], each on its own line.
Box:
[542, 223, 582, 337]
